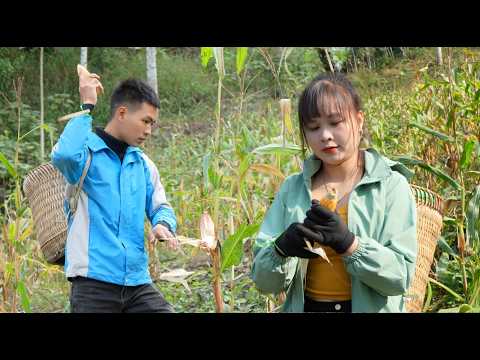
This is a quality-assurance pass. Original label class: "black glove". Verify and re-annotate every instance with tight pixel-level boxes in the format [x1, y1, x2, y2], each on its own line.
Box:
[274, 222, 319, 259]
[301, 200, 355, 254]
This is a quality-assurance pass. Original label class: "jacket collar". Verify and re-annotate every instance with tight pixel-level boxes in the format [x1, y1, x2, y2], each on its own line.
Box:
[302, 148, 413, 185]
[86, 131, 143, 161]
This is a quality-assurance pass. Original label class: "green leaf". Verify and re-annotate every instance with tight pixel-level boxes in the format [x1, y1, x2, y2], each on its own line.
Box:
[438, 236, 457, 257]
[0, 151, 17, 179]
[447, 109, 455, 128]
[429, 277, 465, 302]
[236, 47, 248, 76]
[17, 281, 31, 313]
[443, 216, 458, 227]
[238, 154, 252, 178]
[252, 143, 302, 156]
[408, 121, 453, 142]
[200, 47, 213, 69]
[8, 222, 16, 245]
[393, 156, 461, 190]
[438, 306, 461, 313]
[467, 185, 480, 246]
[460, 139, 476, 170]
[459, 304, 473, 313]
[220, 223, 260, 273]
[423, 281, 433, 312]
[475, 89, 480, 102]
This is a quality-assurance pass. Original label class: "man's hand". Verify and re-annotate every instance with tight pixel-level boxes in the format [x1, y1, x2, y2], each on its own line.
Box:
[77, 64, 104, 106]
[151, 223, 179, 251]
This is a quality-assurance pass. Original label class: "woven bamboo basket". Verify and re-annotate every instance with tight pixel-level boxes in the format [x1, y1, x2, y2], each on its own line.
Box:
[23, 163, 67, 265]
[406, 185, 444, 313]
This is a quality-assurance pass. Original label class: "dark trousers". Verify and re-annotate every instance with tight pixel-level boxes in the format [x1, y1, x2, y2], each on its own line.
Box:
[304, 296, 352, 313]
[70, 276, 174, 313]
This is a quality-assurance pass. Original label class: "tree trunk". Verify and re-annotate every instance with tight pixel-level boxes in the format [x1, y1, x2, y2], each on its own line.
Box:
[80, 47, 88, 67]
[40, 47, 44, 161]
[146, 47, 158, 95]
[436, 47, 443, 65]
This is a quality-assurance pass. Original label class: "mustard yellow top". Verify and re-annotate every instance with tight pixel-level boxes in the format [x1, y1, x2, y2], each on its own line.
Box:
[304, 202, 352, 301]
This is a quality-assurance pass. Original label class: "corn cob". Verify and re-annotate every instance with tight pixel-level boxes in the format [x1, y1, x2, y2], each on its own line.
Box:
[304, 187, 338, 263]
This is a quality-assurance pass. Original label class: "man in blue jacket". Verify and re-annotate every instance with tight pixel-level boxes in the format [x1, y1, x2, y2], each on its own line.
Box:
[51, 69, 178, 312]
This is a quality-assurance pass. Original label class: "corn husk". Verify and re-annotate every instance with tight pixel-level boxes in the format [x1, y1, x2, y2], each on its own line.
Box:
[279, 98, 293, 135]
[159, 268, 194, 293]
[304, 239, 331, 264]
[200, 212, 217, 250]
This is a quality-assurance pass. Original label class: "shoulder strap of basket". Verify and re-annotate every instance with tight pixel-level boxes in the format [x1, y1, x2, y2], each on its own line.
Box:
[70, 150, 92, 215]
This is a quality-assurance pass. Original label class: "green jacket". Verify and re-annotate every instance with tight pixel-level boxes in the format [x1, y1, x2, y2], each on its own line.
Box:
[251, 148, 417, 313]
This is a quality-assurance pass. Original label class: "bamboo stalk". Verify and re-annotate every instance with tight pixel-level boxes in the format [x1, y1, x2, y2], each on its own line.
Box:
[40, 47, 44, 161]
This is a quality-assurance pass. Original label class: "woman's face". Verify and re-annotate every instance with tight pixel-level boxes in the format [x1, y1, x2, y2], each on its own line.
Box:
[303, 109, 364, 166]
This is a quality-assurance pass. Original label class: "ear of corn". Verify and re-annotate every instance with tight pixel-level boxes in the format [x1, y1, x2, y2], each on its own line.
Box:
[303, 188, 338, 263]
[319, 187, 338, 212]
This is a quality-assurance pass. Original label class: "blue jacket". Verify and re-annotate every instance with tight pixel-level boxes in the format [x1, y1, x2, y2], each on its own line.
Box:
[51, 114, 177, 286]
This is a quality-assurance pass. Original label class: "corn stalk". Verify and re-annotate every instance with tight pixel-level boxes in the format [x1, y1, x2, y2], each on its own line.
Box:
[199, 212, 223, 312]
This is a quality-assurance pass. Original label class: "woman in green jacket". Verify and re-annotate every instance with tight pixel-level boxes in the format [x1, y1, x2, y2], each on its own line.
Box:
[251, 73, 417, 313]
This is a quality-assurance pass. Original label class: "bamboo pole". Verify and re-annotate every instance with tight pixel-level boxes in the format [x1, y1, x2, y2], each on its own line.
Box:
[40, 47, 44, 161]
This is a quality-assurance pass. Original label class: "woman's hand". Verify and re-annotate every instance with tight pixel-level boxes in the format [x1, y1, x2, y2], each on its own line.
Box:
[274, 223, 320, 259]
[301, 200, 355, 255]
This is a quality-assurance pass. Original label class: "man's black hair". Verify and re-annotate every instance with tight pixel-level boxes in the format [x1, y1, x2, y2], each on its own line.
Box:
[110, 78, 160, 118]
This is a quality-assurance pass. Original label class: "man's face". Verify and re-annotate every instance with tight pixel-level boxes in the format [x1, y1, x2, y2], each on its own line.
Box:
[117, 102, 158, 147]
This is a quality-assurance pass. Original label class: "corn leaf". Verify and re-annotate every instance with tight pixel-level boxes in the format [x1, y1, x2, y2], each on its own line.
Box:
[438, 236, 457, 257]
[249, 163, 285, 180]
[19, 223, 33, 242]
[0, 151, 17, 179]
[423, 281, 433, 312]
[279, 99, 293, 135]
[394, 156, 461, 190]
[252, 143, 302, 156]
[408, 121, 453, 142]
[220, 223, 260, 272]
[467, 185, 480, 246]
[429, 277, 465, 302]
[438, 306, 461, 313]
[200, 47, 213, 69]
[459, 304, 474, 313]
[460, 139, 476, 169]
[236, 47, 248, 76]
[17, 280, 31, 313]
[8, 222, 16, 245]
